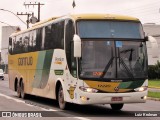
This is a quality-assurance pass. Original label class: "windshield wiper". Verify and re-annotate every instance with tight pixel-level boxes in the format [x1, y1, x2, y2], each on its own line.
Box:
[119, 57, 134, 78]
[100, 47, 114, 78]
[118, 48, 135, 78]
[100, 57, 114, 78]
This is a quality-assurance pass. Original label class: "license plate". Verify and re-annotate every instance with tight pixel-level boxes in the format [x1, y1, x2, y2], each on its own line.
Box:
[111, 97, 123, 101]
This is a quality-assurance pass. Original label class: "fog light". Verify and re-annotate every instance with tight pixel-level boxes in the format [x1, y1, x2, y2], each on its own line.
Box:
[80, 96, 89, 101]
[144, 96, 147, 100]
[141, 96, 147, 100]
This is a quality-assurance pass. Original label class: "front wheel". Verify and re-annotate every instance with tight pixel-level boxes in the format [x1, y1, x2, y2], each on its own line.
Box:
[110, 104, 124, 110]
[58, 85, 67, 110]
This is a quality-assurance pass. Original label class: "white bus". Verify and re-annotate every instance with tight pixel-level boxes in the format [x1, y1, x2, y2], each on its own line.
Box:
[8, 14, 153, 110]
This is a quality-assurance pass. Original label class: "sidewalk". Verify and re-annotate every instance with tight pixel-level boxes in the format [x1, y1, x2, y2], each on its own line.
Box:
[148, 87, 160, 92]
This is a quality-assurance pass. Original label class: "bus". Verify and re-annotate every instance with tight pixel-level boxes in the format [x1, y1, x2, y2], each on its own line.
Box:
[8, 14, 154, 110]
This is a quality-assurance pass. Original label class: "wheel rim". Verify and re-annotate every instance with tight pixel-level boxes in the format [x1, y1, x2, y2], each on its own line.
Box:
[58, 86, 65, 109]
[21, 82, 24, 98]
[17, 83, 21, 98]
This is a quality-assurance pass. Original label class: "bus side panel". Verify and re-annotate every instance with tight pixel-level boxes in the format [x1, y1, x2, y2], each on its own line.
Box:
[8, 54, 19, 91]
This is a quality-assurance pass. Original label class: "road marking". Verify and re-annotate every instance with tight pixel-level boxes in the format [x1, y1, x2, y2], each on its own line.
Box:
[0, 93, 91, 120]
[0, 93, 59, 111]
[73, 117, 91, 120]
[41, 108, 58, 111]
[0, 93, 25, 103]
[67, 117, 91, 120]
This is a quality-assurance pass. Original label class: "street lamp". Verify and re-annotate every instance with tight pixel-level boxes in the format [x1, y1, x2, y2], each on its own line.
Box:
[0, 9, 27, 26]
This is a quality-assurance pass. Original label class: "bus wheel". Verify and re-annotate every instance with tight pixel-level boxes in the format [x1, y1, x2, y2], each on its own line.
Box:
[20, 81, 27, 99]
[58, 85, 67, 110]
[17, 82, 21, 98]
[110, 104, 124, 110]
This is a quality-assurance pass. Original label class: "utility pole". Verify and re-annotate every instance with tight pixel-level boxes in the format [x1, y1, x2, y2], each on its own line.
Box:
[17, 12, 32, 28]
[24, 2, 45, 22]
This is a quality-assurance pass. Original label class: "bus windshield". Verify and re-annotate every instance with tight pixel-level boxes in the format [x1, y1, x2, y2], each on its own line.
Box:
[77, 20, 144, 39]
[77, 20, 147, 80]
[80, 40, 147, 79]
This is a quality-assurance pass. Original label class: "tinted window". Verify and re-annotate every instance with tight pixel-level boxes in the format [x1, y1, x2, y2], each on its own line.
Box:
[78, 21, 144, 39]
[65, 20, 76, 77]
[23, 33, 30, 53]
[44, 25, 52, 50]
[13, 35, 23, 54]
[51, 21, 64, 49]
[34, 28, 42, 51]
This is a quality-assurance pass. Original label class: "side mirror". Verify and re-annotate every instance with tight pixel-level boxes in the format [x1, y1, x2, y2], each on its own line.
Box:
[73, 34, 81, 58]
[148, 36, 159, 58]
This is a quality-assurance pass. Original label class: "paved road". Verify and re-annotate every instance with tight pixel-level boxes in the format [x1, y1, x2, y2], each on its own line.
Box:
[0, 75, 160, 120]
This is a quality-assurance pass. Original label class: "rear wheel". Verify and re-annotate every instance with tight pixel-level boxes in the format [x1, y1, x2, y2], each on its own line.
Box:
[110, 104, 124, 110]
[17, 82, 21, 98]
[58, 85, 67, 110]
[20, 81, 27, 99]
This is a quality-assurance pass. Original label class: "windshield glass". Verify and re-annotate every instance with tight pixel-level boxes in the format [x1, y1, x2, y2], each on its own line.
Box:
[78, 21, 144, 39]
[80, 40, 147, 79]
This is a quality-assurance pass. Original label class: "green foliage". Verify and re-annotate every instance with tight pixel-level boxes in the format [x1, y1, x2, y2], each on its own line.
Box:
[148, 91, 160, 98]
[148, 61, 160, 79]
[148, 80, 160, 87]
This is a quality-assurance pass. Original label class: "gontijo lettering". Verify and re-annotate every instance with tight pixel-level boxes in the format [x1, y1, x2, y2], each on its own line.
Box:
[18, 57, 33, 66]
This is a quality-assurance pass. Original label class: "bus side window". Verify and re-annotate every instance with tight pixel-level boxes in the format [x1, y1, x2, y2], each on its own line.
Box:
[35, 28, 42, 51]
[65, 19, 76, 77]
[29, 30, 36, 52]
[9, 37, 12, 54]
[14, 35, 23, 54]
[51, 21, 64, 49]
[44, 25, 52, 50]
[12, 37, 16, 54]
[23, 33, 29, 53]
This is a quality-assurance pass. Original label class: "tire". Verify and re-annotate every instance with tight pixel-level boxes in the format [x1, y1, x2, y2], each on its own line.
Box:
[20, 81, 27, 99]
[17, 82, 21, 98]
[58, 85, 67, 110]
[110, 104, 124, 110]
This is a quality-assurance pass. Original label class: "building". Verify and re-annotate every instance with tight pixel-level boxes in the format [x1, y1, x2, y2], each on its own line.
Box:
[1, 26, 17, 73]
[143, 24, 160, 65]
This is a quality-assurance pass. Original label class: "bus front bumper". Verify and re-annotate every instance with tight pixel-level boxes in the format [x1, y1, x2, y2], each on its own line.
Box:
[77, 90, 148, 105]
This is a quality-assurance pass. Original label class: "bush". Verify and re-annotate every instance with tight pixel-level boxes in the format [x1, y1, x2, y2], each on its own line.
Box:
[148, 61, 160, 79]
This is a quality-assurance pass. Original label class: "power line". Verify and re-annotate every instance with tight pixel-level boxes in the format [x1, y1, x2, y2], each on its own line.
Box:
[0, 9, 27, 25]
[17, 12, 32, 28]
[24, 2, 44, 22]
[0, 20, 17, 31]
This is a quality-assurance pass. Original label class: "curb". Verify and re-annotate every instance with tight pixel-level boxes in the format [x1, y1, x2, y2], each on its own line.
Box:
[147, 97, 160, 101]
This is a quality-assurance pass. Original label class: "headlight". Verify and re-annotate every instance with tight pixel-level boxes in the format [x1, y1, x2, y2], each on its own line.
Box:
[134, 86, 148, 92]
[79, 86, 98, 93]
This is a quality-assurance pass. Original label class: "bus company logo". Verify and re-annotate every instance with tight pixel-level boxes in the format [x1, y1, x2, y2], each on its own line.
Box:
[98, 84, 111, 88]
[114, 87, 119, 92]
[54, 57, 64, 65]
[18, 57, 33, 66]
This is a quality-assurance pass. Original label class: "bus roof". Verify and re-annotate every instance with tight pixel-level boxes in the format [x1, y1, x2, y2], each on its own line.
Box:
[10, 13, 140, 37]
[70, 13, 139, 21]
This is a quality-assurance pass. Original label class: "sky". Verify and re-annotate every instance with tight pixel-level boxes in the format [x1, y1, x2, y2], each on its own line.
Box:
[0, 0, 160, 48]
